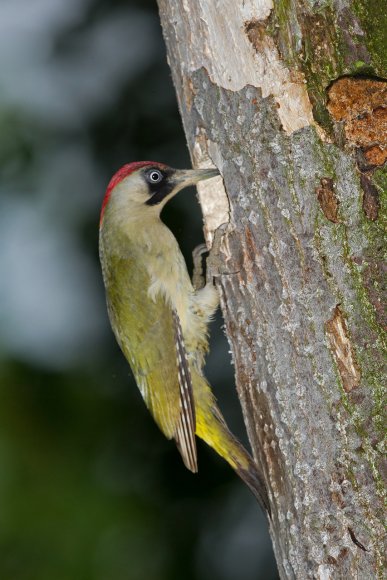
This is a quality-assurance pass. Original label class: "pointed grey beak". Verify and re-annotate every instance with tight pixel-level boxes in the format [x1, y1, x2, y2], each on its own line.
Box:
[173, 167, 219, 188]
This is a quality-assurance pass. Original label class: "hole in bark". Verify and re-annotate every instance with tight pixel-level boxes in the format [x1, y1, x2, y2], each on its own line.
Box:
[244, 19, 267, 52]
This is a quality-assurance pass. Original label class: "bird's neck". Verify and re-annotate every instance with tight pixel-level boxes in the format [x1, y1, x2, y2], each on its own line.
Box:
[102, 212, 173, 255]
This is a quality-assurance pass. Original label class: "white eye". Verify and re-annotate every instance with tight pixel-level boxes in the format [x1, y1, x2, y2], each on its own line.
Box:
[148, 169, 163, 183]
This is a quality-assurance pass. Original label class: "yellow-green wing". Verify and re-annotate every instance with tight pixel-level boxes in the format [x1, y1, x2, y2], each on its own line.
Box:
[102, 251, 197, 470]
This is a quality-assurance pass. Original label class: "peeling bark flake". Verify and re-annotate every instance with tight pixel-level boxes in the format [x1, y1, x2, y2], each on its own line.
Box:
[160, 0, 315, 134]
[325, 306, 361, 392]
[316, 178, 340, 223]
[327, 78, 387, 162]
[360, 174, 380, 221]
[363, 145, 387, 168]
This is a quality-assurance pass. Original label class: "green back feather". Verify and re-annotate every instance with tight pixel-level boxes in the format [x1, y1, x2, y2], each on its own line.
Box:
[101, 247, 181, 439]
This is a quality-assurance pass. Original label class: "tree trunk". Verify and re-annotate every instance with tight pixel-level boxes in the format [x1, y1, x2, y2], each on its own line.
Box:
[156, 1, 386, 578]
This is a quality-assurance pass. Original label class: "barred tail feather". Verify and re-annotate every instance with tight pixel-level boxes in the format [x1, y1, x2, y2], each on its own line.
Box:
[175, 412, 198, 472]
[172, 309, 198, 473]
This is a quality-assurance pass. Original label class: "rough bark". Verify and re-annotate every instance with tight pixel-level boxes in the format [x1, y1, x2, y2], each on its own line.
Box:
[156, 1, 386, 578]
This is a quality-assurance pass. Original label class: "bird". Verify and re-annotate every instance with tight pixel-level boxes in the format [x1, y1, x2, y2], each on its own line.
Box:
[99, 161, 270, 514]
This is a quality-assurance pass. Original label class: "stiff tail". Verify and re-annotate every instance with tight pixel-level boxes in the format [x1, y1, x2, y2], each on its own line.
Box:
[194, 395, 271, 515]
[235, 455, 271, 516]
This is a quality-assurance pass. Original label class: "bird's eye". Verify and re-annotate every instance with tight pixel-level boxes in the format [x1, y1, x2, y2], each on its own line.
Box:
[147, 169, 163, 183]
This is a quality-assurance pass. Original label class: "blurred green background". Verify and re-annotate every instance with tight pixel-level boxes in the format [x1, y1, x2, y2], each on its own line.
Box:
[0, 0, 278, 578]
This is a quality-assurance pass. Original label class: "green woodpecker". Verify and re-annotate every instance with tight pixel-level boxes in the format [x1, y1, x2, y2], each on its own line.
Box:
[99, 161, 269, 514]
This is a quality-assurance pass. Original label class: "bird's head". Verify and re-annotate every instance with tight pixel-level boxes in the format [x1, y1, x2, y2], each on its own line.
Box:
[100, 161, 219, 226]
